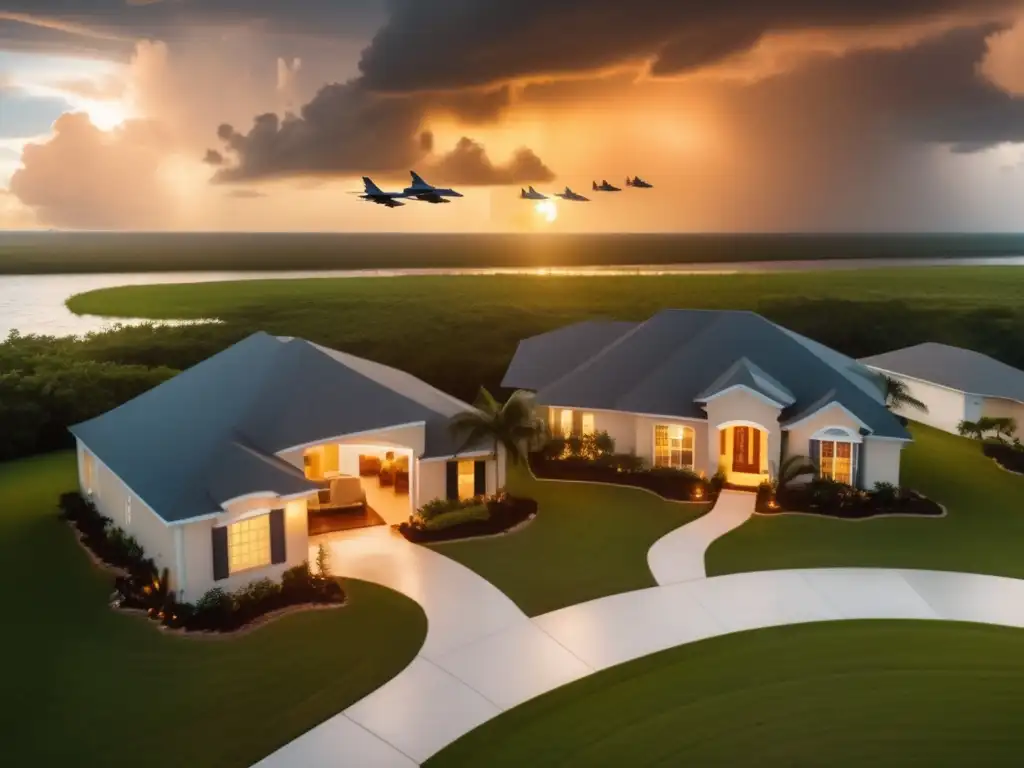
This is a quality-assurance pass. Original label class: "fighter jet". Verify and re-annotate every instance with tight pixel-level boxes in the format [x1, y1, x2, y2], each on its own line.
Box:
[520, 186, 549, 200]
[401, 171, 464, 203]
[354, 177, 406, 208]
[626, 176, 654, 188]
[554, 186, 590, 202]
[592, 179, 622, 192]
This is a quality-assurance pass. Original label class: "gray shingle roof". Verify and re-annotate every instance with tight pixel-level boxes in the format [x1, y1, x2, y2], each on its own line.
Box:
[501, 320, 636, 391]
[861, 343, 1024, 404]
[506, 310, 908, 439]
[70, 332, 487, 523]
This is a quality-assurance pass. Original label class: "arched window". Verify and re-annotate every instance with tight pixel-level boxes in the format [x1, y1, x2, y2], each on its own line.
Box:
[654, 424, 695, 470]
[809, 427, 861, 486]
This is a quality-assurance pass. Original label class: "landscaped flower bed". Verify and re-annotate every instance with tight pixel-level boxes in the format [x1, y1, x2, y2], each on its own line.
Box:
[529, 454, 718, 502]
[983, 440, 1024, 474]
[398, 493, 538, 543]
[755, 480, 943, 519]
[59, 492, 344, 633]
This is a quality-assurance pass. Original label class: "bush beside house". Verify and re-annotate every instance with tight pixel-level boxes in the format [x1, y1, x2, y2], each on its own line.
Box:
[529, 432, 719, 502]
[398, 491, 537, 543]
[60, 492, 344, 632]
[755, 479, 943, 519]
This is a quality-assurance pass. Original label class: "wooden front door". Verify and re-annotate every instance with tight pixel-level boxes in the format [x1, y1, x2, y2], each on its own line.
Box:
[732, 426, 761, 474]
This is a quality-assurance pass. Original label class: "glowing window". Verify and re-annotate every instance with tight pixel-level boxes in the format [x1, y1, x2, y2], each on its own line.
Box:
[83, 451, 95, 494]
[560, 409, 573, 437]
[458, 460, 477, 500]
[228, 514, 272, 574]
[654, 425, 695, 470]
[819, 441, 853, 485]
[582, 413, 595, 436]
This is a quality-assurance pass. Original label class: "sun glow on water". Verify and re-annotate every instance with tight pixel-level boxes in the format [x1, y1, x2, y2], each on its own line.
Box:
[534, 199, 558, 223]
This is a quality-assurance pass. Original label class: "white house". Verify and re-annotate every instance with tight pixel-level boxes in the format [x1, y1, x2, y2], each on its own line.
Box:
[71, 332, 502, 603]
[861, 342, 1024, 437]
[503, 309, 911, 489]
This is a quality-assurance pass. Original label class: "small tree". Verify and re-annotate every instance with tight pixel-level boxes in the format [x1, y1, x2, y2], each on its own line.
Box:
[774, 454, 817, 493]
[957, 420, 982, 441]
[316, 542, 331, 578]
[448, 388, 546, 482]
[976, 416, 1000, 441]
[991, 417, 1018, 443]
[882, 375, 928, 414]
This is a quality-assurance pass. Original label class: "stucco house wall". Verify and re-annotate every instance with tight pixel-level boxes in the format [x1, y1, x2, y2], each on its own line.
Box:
[881, 374, 970, 434]
[860, 438, 905, 488]
[785, 404, 865, 460]
[77, 439, 177, 580]
[981, 398, 1024, 438]
[632, 415, 710, 474]
[179, 496, 309, 604]
[415, 455, 500, 510]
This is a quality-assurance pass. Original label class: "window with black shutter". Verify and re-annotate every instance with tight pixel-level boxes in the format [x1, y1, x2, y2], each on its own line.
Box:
[445, 461, 458, 500]
[269, 508, 286, 564]
[211, 526, 229, 581]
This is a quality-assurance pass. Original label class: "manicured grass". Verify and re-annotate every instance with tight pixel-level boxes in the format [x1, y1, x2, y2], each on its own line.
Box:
[4, 452, 426, 768]
[707, 424, 1024, 578]
[64, 268, 1024, 405]
[428, 467, 709, 616]
[427, 621, 1024, 767]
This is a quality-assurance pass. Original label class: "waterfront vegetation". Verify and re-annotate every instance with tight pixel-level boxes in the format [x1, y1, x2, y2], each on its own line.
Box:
[3, 267, 1024, 462]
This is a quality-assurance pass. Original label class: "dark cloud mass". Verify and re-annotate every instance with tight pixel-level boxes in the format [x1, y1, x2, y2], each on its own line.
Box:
[358, 0, 1018, 91]
[210, 80, 553, 184]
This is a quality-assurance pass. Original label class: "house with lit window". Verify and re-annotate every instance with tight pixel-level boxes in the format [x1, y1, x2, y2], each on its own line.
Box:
[502, 309, 910, 489]
[71, 332, 502, 603]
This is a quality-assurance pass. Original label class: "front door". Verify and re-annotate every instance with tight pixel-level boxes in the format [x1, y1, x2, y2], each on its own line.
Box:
[732, 426, 761, 474]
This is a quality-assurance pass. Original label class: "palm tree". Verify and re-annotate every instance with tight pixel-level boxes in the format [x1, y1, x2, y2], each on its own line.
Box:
[774, 454, 817, 493]
[449, 388, 546, 486]
[882, 375, 929, 414]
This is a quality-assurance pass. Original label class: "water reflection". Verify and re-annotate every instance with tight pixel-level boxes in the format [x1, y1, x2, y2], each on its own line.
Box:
[2, 257, 1023, 338]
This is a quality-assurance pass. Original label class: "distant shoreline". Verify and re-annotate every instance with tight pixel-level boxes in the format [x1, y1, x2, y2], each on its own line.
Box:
[1, 232, 1023, 275]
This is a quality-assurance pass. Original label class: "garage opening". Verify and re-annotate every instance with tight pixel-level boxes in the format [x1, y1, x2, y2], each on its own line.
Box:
[303, 443, 414, 535]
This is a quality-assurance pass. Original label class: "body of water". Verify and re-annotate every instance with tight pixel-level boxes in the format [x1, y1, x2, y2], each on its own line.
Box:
[2, 256, 1024, 338]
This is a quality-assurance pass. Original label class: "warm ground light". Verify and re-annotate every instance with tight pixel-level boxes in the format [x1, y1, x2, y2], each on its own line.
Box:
[4, 453, 426, 768]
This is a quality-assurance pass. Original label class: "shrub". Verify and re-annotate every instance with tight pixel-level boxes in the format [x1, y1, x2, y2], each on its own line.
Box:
[872, 482, 899, 505]
[417, 496, 482, 521]
[193, 588, 234, 630]
[540, 436, 567, 461]
[424, 504, 490, 531]
[598, 452, 646, 473]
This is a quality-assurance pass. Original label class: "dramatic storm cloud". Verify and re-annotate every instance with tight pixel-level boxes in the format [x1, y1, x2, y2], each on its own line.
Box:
[357, 0, 1019, 90]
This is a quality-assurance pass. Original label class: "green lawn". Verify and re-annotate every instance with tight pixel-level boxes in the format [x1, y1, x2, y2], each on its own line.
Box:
[63, 268, 1024, 405]
[4, 452, 427, 768]
[427, 621, 1024, 767]
[429, 467, 708, 616]
[707, 424, 1024, 578]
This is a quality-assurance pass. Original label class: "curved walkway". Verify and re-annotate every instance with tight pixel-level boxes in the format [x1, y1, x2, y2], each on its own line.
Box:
[255, 497, 1024, 767]
[648, 490, 754, 584]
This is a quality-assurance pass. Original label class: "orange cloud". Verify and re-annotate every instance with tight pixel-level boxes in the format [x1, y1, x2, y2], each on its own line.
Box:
[980, 17, 1024, 96]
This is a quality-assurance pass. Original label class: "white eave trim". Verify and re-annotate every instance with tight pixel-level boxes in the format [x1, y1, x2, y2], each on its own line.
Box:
[542, 404, 708, 425]
[783, 401, 871, 432]
[419, 449, 495, 463]
[865, 364, 1024, 406]
[695, 384, 788, 410]
[274, 421, 427, 455]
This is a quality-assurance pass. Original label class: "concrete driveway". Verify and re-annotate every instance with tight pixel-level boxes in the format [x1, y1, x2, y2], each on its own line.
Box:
[255, 498, 1024, 767]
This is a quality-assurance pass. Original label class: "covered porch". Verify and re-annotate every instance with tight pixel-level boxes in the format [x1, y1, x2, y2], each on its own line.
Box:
[715, 421, 777, 488]
[301, 441, 417, 534]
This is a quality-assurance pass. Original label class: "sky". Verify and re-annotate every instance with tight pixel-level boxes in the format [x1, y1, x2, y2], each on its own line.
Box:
[0, 0, 1023, 232]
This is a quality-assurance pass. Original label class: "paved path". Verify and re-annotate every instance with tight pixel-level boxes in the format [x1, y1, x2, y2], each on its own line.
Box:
[647, 490, 754, 584]
[256, 527, 593, 767]
[255, 496, 1024, 767]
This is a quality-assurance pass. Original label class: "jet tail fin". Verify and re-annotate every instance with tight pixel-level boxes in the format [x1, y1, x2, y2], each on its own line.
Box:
[410, 171, 429, 188]
[363, 177, 383, 195]
[592, 181, 598, 190]
[528, 186, 537, 194]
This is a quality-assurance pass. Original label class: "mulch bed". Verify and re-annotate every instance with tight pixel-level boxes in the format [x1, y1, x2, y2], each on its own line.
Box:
[529, 456, 712, 502]
[399, 496, 538, 543]
[758, 489, 944, 519]
[983, 442, 1024, 475]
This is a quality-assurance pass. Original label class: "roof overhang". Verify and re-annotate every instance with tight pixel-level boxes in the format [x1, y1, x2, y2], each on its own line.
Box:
[782, 401, 871, 432]
[696, 384, 788, 410]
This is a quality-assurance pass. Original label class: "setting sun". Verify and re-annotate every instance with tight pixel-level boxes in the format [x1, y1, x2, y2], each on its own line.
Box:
[535, 199, 558, 223]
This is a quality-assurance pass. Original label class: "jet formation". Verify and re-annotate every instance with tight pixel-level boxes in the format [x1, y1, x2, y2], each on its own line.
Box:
[355, 170, 652, 210]
[521, 176, 654, 202]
